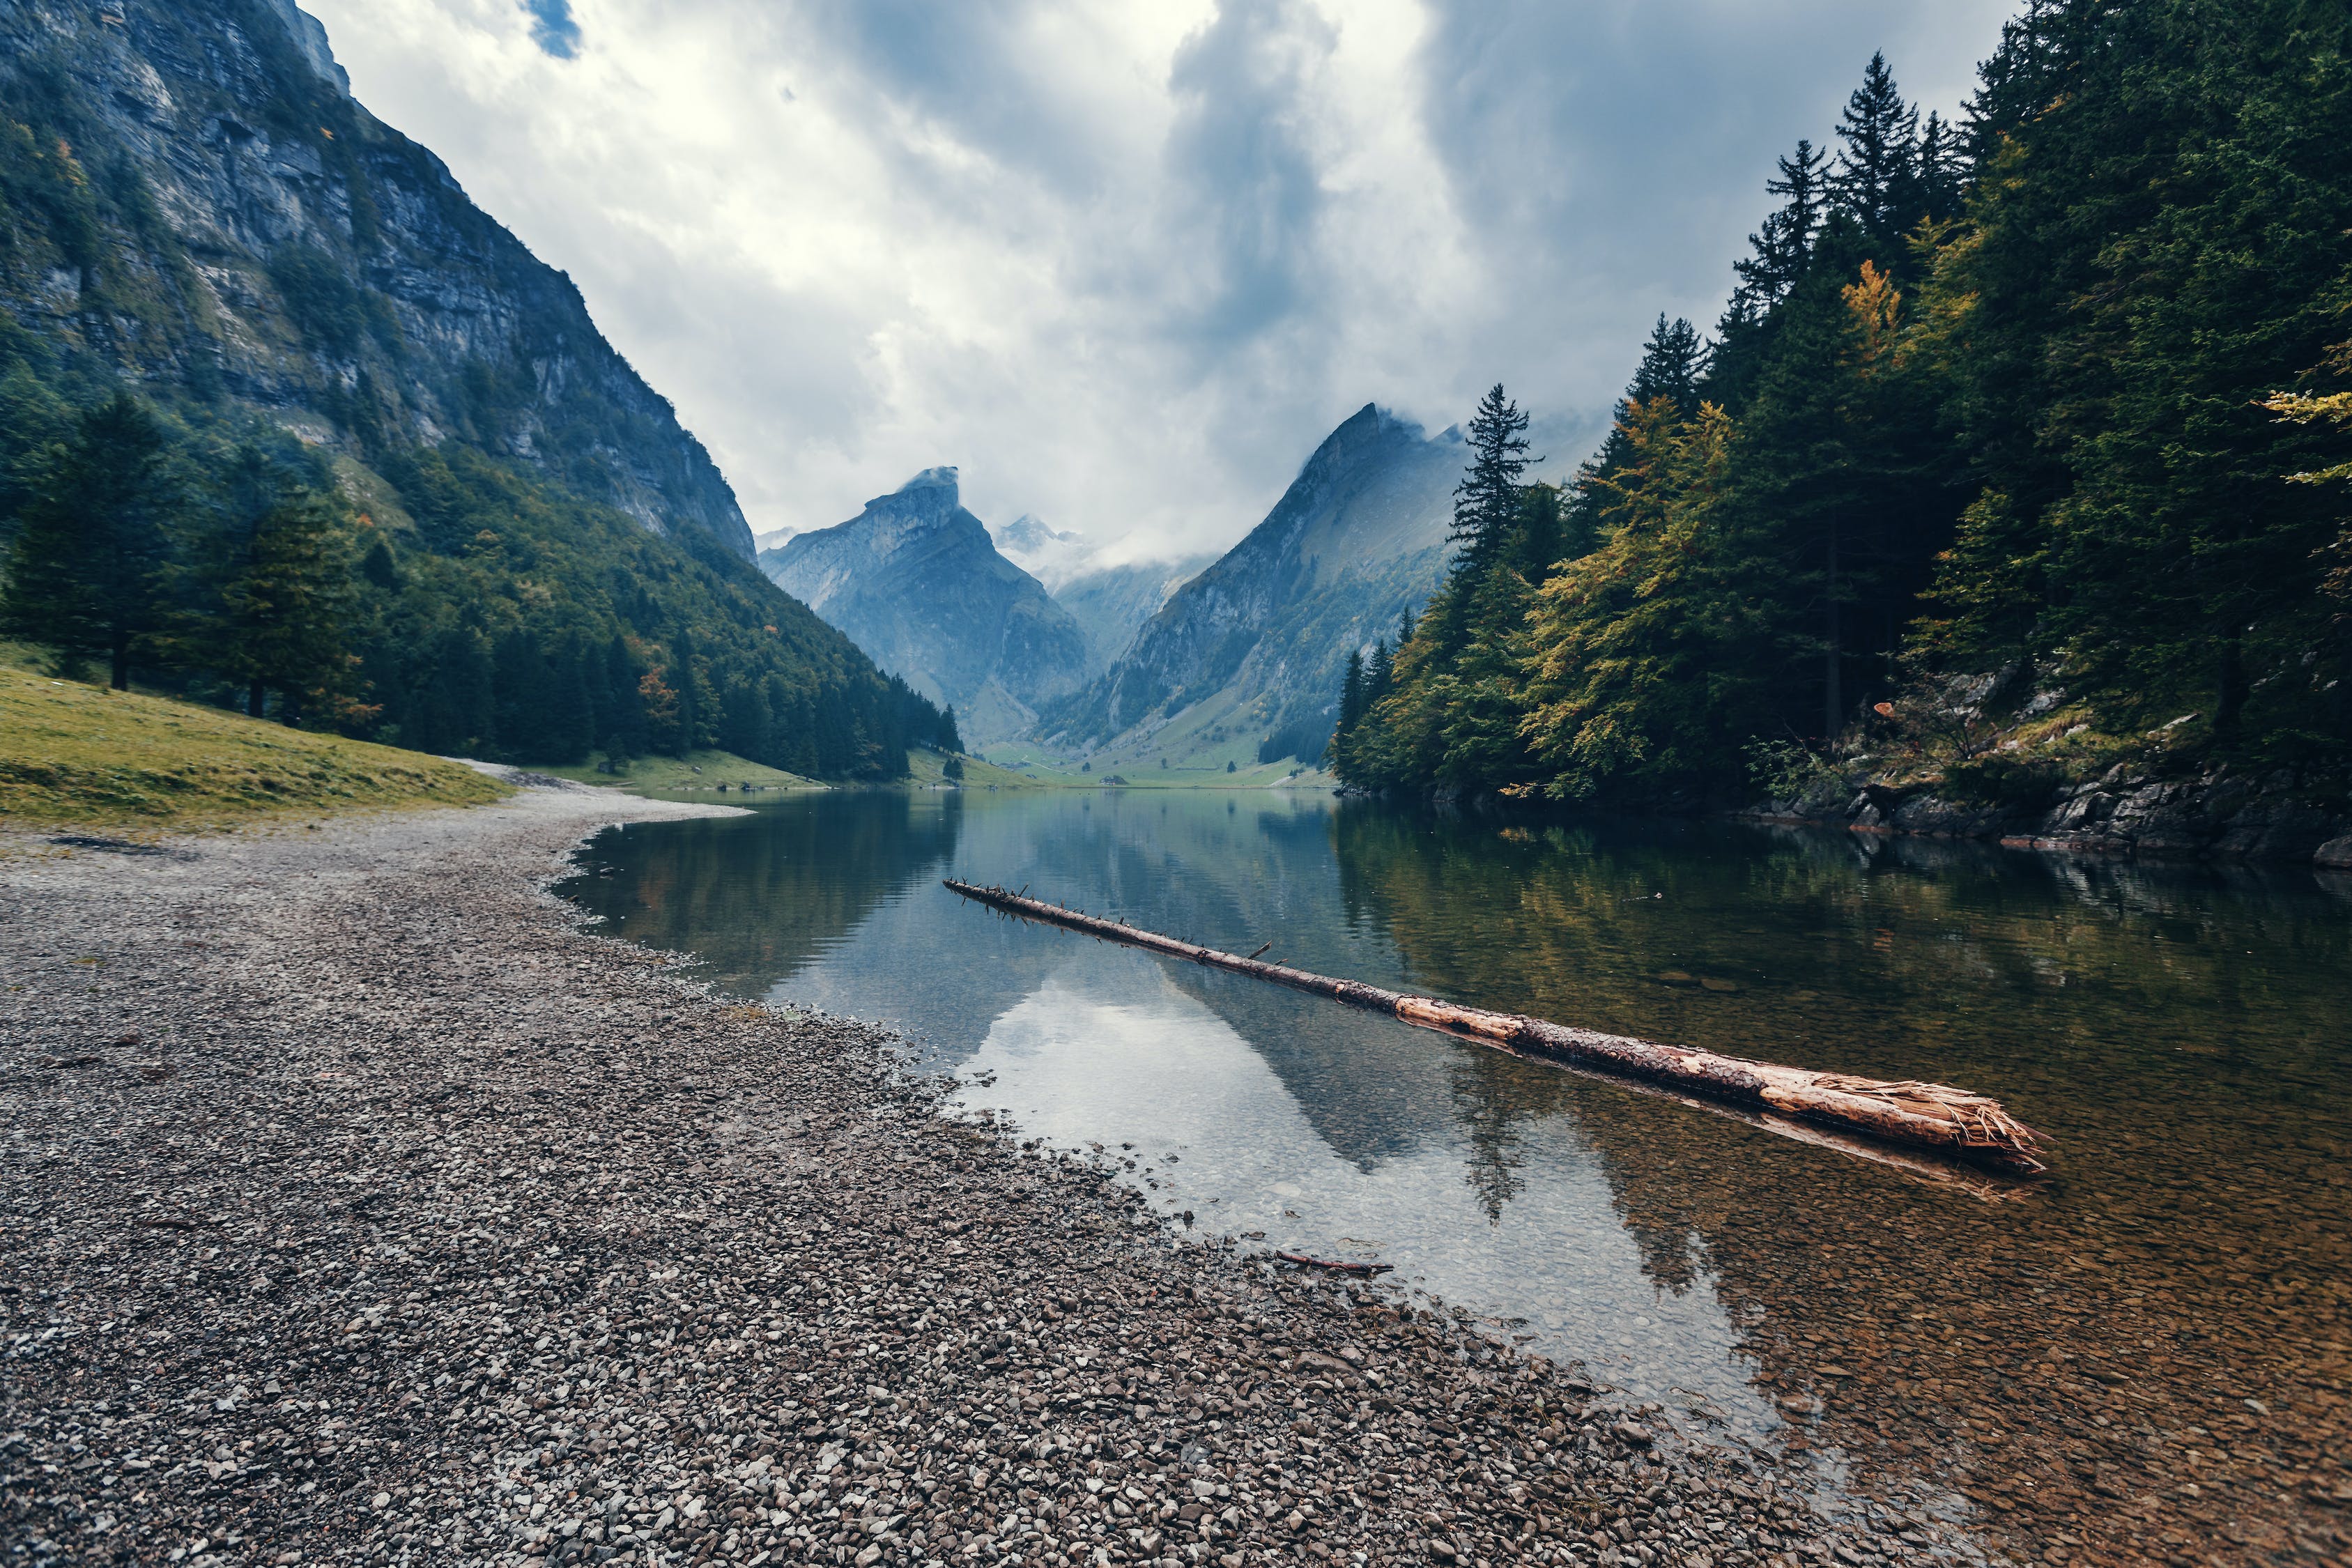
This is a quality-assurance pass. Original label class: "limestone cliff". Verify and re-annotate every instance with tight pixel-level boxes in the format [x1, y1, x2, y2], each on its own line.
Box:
[0, 0, 754, 558]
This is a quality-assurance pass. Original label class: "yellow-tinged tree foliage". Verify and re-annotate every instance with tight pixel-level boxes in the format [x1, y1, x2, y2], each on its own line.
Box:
[1517, 400, 1758, 798]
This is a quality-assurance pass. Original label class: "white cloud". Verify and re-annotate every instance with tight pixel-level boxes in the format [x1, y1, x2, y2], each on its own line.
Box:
[303, 0, 2013, 558]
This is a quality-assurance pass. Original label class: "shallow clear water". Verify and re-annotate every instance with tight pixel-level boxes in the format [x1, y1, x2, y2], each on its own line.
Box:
[560, 788, 2352, 1562]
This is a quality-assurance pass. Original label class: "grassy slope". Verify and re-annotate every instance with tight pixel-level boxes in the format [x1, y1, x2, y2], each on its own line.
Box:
[0, 668, 507, 831]
[983, 682, 1336, 789]
[528, 749, 820, 793]
[903, 748, 1038, 790]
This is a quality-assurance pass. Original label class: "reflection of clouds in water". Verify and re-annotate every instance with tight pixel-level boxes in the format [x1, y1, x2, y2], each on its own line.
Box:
[951, 953, 1782, 1440]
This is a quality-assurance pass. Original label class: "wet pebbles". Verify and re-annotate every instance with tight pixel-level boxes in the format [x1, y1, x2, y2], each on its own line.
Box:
[1, 790, 1861, 1568]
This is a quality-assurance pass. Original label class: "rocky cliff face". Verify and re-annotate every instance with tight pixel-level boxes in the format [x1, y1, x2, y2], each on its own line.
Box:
[1040, 404, 1461, 763]
[0, 0, 754, 558]
[1050, 557, 1210, 675]
[1760, 766, 2352, 866]
[990, 515, 1206, 677]
[759, 469, 1089, 741]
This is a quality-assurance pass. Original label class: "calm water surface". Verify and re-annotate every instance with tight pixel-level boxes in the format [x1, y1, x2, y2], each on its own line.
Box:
[559, 789, 2352, 1566]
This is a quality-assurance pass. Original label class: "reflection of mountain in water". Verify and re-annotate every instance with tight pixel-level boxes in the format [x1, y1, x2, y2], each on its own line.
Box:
[560, 787, 2352, 1561]
[561, 792, 962, 997]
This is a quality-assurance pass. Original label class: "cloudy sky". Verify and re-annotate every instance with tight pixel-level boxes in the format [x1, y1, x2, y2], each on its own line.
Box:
[304, 0, 2015, 562]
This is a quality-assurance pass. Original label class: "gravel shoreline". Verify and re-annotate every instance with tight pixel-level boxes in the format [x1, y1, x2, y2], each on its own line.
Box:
[1, 787, 1851, 1568]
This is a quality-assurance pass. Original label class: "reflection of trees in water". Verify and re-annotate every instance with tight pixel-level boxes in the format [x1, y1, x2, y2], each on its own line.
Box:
[1328, 798, 2352, 1560]
[1447, 1055, 1525, 1224]
[563, 792, 961, 997]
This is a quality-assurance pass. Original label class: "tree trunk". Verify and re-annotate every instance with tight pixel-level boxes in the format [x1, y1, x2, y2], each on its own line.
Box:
[247, 682, 266, 718]
[2213, 624, 2245, 741]
[944, 879, 2047, 1178]
[1822, 523, 1843, 739]
[279, 689, 302, 729]
[109, 636, 129, 691]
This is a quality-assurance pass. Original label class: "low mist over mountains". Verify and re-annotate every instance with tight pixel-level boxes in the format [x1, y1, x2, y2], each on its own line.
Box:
[991, 516, 1211, 679]
[1039, 405, 1461, 767]
[759, 470, 1089, 742]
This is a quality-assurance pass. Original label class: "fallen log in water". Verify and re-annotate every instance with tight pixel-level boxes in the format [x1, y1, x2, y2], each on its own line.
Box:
[942, 879, 2048, 1177]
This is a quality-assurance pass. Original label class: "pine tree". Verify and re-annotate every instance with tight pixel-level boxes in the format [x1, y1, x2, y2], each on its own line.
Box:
[197, 447, 353, 723]
[668, 629, 701, 755]
[1583, 316, 1709, 486]
[0, 392, 173, 688]
[1916, 112, 1967, 224]
[1449, 385, 1537, 568]
[1325, 647, 1369, 774]
[1730, 139, 1828, 312]
[1829, 52, 1922, 263]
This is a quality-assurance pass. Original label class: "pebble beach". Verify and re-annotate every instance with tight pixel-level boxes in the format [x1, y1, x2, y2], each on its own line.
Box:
[1, 786, 1911, 1568]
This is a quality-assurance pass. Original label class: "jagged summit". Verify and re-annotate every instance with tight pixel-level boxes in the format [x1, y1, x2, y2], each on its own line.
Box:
[893, 466, 962, 498]
[1038, 402, 1463, 764]
[760, 472, 1089, 742]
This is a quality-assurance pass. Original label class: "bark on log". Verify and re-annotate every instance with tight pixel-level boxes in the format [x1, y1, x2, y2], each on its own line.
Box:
[942, 879, 2047, 1176]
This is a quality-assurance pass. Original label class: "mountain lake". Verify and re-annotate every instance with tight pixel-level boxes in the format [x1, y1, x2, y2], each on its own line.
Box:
[560, 787, 2352, 1559]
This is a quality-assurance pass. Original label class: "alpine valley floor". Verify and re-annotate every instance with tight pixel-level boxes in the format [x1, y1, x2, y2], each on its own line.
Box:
[0, 787, 1873, 1568]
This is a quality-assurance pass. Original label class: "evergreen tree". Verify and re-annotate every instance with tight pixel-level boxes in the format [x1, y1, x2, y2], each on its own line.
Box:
[1325, 646, 1369, 771]
[1367, 636, 1394, 708]
[1449, 385, 1537, 569]
[1916, 111, 1968, 224]
[0, 361, 72, 536]
[668, 628, 702, 755]
[0, 392, 173, 688]
[1829, 52, 1922, 262]
[1730, 139, 1828, 312]
[1583, 316, 1709, 487]
[719, 674, 773, 763]
[197, 447, 353, 723]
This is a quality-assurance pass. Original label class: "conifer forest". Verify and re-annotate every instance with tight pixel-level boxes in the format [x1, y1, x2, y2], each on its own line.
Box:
[1330, 3, 2352, 809]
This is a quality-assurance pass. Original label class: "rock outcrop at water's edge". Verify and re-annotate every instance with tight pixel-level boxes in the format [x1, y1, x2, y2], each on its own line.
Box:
[0, 788, 1897, 1567]
[1744, 764, 2352, 868]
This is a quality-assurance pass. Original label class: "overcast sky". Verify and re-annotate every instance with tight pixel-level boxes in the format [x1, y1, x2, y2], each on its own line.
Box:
[304, 0, 2015, 562]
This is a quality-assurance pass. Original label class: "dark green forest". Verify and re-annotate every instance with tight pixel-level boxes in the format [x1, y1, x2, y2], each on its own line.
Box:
[0, 330, 958, 777]
[0, 1, 958, 778]
[1333, 0, 2352, 806]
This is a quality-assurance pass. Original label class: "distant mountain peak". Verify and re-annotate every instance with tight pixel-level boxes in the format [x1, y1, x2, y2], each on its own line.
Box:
[994, 513, 1083, 550]
[760, 476, 1088, 742]
[892, 466, 960, 498]
[1038, 401, 1463, 761]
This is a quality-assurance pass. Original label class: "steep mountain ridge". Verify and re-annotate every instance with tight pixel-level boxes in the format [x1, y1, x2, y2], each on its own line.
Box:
[1051, 557, 1213, 675]
[0, 0, 954, 776]
[760, 469, 1089, 741]
[990, 514, 1208, 677]
[0, 0, 753, 558]
[1041, 404, 1461, 763]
